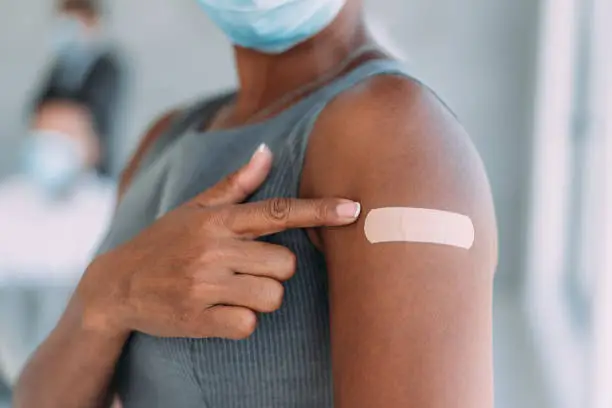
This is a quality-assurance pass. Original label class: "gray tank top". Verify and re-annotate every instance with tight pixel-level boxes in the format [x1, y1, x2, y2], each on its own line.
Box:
[97, 59, 414, 408]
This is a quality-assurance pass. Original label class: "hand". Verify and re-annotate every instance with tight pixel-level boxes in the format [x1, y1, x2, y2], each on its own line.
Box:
[80, 145, 361, 340]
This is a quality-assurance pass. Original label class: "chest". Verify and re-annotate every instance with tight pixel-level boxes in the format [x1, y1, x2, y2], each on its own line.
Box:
[102, 133, 334, 407]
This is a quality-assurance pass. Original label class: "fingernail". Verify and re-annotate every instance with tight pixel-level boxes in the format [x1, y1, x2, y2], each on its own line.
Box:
[336, 201, 362, 220]
[250, 143, 272, 167]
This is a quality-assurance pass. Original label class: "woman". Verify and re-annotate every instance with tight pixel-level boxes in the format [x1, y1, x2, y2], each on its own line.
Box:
[14, 0, 498, 407]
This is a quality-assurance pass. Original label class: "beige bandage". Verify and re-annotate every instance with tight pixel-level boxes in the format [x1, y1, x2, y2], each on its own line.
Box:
[364, 207, 475, 250]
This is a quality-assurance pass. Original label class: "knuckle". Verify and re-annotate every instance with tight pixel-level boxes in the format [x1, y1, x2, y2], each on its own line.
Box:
[231, 311, 258, 340]
[186, 278, 217, 303]
[199, 250, 217, 266]
[195, 282, 218, 300]
[278, 249, 297, 280]
[225, 172, 246, 195]
[199, 241, 225, 265]
[315, 201, 332, 222]
[260, 281, 285, 312]
[199, 209, 227, 233]
[265, 198, 292, 222]
[217, 207, 239, 233]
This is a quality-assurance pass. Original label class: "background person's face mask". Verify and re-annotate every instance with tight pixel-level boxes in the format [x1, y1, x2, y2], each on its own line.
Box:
[21, 131, 86, 199]
[197, 0, 347, 54]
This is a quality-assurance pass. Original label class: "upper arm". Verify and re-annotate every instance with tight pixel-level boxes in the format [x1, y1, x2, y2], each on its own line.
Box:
[117, 109, 179, 200]
[301, 76, 498, 407]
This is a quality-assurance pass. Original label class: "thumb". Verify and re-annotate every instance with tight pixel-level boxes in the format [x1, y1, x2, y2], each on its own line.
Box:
[191, 144, 273, 207]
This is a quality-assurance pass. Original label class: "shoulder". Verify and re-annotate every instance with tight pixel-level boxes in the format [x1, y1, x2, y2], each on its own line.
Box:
[307, 72, 466, 175]
[304, 72, 480, 198]
[302, 71, 498, 266]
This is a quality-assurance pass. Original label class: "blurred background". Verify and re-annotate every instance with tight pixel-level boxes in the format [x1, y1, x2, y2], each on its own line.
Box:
[0, 0, 610, 407]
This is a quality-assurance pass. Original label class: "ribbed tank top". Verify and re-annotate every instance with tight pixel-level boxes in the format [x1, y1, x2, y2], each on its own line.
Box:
[97, 59, 415, 408]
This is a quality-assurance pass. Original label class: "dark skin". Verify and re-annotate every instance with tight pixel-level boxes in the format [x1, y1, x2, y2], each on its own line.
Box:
[14, 1, 497, 407]
[303, 76, 497, 406]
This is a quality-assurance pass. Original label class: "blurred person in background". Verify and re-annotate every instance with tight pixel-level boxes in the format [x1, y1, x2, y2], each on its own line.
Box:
[0, 0, 122, 390]
[32, 0, 123, 177]
[14, 1, 497, 408]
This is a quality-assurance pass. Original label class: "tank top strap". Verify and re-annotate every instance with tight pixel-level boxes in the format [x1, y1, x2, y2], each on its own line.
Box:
[309, 58, 455, 119]
[315, 58, 417, 104]
[296, 58, 421, 136]
[281, 59, 419, 180]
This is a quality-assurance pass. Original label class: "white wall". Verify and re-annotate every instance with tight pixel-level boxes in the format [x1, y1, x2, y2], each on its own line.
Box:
[0, 0, 540, 284]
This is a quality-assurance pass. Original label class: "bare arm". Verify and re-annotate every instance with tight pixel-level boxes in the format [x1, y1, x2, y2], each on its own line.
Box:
[302, 76, 498, 407]
[12, 295, 128, 408]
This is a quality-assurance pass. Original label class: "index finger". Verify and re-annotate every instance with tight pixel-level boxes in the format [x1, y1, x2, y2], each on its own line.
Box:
[190, 144, 273, 208]
[223, 198, 362, 238]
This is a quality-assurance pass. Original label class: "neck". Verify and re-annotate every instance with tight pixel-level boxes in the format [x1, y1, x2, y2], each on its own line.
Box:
[230, 2, 370, 122]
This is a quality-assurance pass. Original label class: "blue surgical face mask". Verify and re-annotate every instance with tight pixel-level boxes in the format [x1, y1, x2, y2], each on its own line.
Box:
[21, 131, 85, 198]
[197, 0, 347, 54]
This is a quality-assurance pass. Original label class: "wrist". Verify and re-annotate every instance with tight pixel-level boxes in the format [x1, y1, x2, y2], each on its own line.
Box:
[77, 254, 131, 337]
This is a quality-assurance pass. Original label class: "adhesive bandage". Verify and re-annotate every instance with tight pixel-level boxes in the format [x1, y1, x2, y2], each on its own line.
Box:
[364, 208, 475, 250]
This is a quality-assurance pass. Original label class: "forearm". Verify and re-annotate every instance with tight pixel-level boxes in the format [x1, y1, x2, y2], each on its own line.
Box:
[13, 288, 129, 408]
